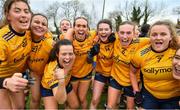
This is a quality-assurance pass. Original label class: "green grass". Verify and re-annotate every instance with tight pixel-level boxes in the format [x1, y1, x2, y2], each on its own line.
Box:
[25, 87, 108, 109]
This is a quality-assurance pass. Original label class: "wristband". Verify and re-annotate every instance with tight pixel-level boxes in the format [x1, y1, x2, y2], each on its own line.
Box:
[0, 78, 5, 89]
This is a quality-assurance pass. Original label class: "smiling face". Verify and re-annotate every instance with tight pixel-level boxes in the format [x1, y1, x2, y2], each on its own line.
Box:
[173, 48, 180, 80]
[118, 24, 134, 46]
[74, 18, 88, 41]
[98, 23, 112, 43]
[60, 19, 71, 34]
[6, 1, 31, 33]
[30, 15, 48, 38]
[150, 25, 172, 52]
[56, 45, 75, 69]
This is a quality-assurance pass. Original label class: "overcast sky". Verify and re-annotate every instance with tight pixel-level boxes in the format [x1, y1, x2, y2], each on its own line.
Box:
[29, 0, 180, 29]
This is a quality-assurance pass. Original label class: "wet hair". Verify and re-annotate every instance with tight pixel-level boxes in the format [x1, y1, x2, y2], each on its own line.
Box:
[118, 21, 136, 33]
[31, 13, 48, 27]
[0, 0, 32, 28]
[47, 39, 73, 63]
[148, 20, 178, 49]
[73, 17, 89, 28]
[97, 19, 112, 30]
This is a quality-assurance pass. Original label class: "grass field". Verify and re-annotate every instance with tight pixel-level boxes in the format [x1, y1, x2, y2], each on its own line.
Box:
[25, 87, 109, 109]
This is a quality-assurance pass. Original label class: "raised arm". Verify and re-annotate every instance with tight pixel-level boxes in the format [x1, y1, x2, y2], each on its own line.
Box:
[64, 28, 74, 41]
[52, 68, 67, 104]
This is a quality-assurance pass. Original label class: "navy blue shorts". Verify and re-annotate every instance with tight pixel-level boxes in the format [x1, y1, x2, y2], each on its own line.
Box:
[109, 77, 123, 90]
[70, 72, 92, 82]
[141, 88, 180, 109]
[94, 72, 110, 84]
[41, 83, 73, 97]
[123, 85, 134, 97]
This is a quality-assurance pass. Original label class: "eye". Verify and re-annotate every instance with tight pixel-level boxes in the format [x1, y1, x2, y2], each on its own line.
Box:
[62, 53, 66, 56]
[14, 8, 21, 13]
[151, 33, 157, 37]
[105, 28, 109, 31]
[24, 9, 30, 14]
[98, 28, 103, 31]
[160, 32, 167, 36]
[174, 55, 180, 60]
[76, 24, 81, 28]
[119, 31, 124, 35]
[82, 25, 87, 28]
[126, 31, 131, 35]
[69, 53, 74, 56]
[42, 22, 47, 27]
[34, 20, 40, 24]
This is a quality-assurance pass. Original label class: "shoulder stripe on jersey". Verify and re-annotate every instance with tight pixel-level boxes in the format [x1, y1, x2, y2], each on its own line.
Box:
[2, 31, 15, 41]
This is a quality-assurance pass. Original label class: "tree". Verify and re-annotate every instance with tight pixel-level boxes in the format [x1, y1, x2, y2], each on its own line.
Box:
[45, 0, 90, 34]
[45, 1, 61, 35]
[108, 0, 165, 25]
[0, 0, 5, 21]
[130, 6, 143, 24]
[173, 6, 180, 18]
[108, 11, 122, 31]
[59, 0, 89, 22]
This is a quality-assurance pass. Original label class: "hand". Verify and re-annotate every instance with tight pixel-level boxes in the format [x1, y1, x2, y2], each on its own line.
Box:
[93, 35, 99, 44]
[134, 91, 143, 107]
[87, 43, 100, 64]
[23, 70, 35, 85]
[108, 33, 116, 43]
[54, 68, 65, 80]
[4, 73, 28, 92]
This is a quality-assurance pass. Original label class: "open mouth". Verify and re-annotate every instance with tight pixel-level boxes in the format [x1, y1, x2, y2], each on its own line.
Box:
[63, 28, 68, 32]
[174, 66, 180, 75]
[78, 31, 84, 36]
[100, 35, 108, 41]
[63, 60, 71, 66]
[19, 20, 29, 26]
[155, 41, 163, 47]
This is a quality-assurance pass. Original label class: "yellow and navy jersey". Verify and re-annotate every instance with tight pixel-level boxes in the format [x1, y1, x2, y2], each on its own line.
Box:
[0, 25, 31, 77]
[131, 45, 180, 99]
[41, 60, 71, 89]
[111, 34, 150, 86]
[96, 41, 114, 77]
[72, 31, 96, 78]
[27, 33, 53, 76]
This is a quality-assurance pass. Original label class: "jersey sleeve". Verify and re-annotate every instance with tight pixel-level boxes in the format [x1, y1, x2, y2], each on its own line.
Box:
[44, 38, 54, 52]
[130, 49, 142, 69]
[43, 63, 59, 89]
[0, 40, 8, 65]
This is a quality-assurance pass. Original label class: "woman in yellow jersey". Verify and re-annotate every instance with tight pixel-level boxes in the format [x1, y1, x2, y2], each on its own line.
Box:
[173, 35, 180, 80]
[65, 17, 96, 109]
[58, 19, 71, 40]
[130, 20, 180, 109]
[0, 0, 32, 109]
[89, 19, 115, 109]
[107, 21, 149, 109]
[41, 39, 79, 109]
[27, 13, 54, 109]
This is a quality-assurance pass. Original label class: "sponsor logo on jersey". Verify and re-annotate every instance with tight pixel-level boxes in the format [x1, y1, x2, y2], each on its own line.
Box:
[143, 66, 172, 74]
